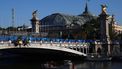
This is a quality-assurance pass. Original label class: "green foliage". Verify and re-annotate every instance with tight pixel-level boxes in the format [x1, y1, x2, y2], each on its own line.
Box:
[6, 26, 17, 31]
[82, 18, 100, 40]
[0, 27, 5, 30]
[115, 33, 122, 40]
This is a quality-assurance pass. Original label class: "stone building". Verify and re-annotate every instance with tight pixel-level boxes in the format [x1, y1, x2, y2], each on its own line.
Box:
[30, 3, 121, 41]
[114, 24, 122, 34]
[40, 3, 97, 39]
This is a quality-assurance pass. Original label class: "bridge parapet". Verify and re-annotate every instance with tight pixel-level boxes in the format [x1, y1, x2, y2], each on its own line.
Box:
[0, 41, 89, 57]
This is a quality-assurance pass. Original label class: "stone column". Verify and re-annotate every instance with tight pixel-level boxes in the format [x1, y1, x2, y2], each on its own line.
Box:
[99, 5, 111, 56]
[31, 18, 40, 33]
[30, 10, 40, 33]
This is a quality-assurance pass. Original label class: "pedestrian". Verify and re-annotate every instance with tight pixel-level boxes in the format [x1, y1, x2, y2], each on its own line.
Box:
[18, 39, 23, 47]
[8, 40, 12, 46]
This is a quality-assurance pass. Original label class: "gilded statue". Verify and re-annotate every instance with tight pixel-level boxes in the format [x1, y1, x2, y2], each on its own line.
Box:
[32, 10, 38, 18]
[101, 4, 107, 14]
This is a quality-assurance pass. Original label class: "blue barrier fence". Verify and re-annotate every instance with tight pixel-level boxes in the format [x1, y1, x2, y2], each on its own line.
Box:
[0, 36, 95, 43]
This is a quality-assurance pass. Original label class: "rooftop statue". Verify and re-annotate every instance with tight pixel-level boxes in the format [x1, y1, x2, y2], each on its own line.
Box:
[32, 10, 38, 18]
[101, 4, 107, 14]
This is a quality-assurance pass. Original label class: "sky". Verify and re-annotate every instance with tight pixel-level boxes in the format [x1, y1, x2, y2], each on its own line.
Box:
[0, 0, 122, 28]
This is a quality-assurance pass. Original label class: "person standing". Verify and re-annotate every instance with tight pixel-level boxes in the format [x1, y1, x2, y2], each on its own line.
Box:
[8, 40, 12, 46]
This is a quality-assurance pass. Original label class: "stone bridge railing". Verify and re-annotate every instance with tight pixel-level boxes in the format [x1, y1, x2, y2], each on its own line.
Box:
[0, 41, 90, 55]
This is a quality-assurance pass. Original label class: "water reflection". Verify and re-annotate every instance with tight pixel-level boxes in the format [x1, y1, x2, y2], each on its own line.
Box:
[76, 62, 122, 69]
[0, 59, 122, 69]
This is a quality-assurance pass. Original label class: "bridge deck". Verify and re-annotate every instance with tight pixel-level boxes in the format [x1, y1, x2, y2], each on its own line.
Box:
[0, 42, 88, 57]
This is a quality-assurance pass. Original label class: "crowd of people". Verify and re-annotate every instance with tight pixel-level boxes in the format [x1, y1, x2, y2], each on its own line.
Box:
[12, 38, 31, 47]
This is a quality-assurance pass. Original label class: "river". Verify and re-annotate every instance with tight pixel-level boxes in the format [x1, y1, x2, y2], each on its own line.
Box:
[0, 58, 122, 69]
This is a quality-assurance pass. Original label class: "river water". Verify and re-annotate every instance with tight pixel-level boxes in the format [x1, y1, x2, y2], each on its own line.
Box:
[0, 58, 122, 69]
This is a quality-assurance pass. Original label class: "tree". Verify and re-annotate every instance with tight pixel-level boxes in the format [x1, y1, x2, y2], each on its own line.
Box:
[0, 27, 5, 30]
[82, 18, 100, 40]
[6, 26, 17, 31]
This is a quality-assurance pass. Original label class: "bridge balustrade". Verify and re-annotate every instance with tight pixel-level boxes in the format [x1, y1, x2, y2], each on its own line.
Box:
[0, 41, 90, 54]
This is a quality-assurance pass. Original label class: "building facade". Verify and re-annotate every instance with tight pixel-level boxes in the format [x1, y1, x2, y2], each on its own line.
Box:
[40, 3, 97, 39]
[30, 3, 122, 41]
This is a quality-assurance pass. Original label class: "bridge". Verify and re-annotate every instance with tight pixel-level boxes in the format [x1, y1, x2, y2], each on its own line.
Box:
[0, 41, 89, 60]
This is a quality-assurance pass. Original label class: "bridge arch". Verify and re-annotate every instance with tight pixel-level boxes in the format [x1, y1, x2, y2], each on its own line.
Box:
[0, 45, 87, 60]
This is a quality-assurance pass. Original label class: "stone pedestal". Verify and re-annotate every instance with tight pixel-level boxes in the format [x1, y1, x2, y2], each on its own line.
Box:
[99, 10, 111, 56]
[31, 17, 40, 33]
